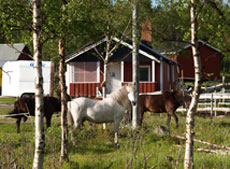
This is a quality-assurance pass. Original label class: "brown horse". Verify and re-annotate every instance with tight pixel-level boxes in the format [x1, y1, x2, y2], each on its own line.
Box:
[7, 96, 61, 133]
[139, 90, 191, 128]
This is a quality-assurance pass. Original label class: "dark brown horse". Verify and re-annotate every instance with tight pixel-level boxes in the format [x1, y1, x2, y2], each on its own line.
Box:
[7, 96, 61, 133]
[139, 90, 191, 128]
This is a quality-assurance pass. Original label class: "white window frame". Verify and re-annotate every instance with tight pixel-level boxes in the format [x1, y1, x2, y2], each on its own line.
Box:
[121, 61, 124, 82]
[152, 61, 155, 82]
[160, 60, 163, 91]
[140, 65, 150, 82]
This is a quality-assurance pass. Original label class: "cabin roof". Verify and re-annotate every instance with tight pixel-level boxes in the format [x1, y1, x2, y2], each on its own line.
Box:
[182, 40, 223, 54]
[160, 40, 223, 55]
[66, 37, 177, 65]
[0, 43, 29, 67]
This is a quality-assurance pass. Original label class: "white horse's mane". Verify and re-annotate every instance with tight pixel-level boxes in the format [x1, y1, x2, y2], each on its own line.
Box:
[109, 86, 129, 107]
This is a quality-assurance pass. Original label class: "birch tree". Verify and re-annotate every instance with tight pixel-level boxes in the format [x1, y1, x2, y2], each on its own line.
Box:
[59, 37, 69, 163]
[32, 0, 45, 168]
[96, 1, 131, 99]
[132, 0, 140, 129]
[184, 0, 202, 168]
[57, 0, 70, 163]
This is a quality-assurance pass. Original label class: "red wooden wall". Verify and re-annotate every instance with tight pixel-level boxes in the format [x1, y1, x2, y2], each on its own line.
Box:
[177, 42, 221, 80]
[69, 60, 177, 97]
[69, 83, 101, 97]
[122, 82, 160, 93]
[124, 62, 152, 82]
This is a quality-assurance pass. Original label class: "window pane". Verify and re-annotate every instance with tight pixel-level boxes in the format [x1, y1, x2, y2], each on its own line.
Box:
[75, 72, 84, 82]
[140, 67, 149, 81]
[85, 62, 97, 82]
[73, 62, 98, 82]
[74, 63, 84, 82]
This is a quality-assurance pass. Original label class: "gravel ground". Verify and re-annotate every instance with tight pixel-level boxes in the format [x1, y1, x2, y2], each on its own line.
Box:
[0, 104, 13, 109]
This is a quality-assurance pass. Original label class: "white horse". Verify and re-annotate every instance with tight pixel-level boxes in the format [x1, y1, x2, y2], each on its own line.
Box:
[67, 84, 136, 148]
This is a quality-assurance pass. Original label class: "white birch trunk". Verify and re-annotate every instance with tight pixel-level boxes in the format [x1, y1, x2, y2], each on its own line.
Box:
[32, 0, 45, 168]
[102, 35, 111, 99]
[184, 0, 201, 168]
[59, 38, 69, 163]
[132, 0, 140, 129]
[102, 35, 111, 129]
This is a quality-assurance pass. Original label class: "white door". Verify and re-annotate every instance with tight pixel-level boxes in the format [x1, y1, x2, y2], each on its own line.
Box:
[107, 63, 121, 94]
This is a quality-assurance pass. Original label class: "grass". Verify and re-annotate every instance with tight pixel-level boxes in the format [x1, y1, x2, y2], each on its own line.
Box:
[0, 97, 17, 104]
[1, 99, 230, 168]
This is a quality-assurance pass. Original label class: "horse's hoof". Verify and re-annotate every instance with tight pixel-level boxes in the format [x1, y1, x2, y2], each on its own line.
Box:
[23, 116, 28, 122]
[114, 143, 120, 149]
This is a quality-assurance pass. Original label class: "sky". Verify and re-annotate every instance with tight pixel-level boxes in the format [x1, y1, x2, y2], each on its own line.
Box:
[151, 0, 157, 7]
[151, 0, 230, 7]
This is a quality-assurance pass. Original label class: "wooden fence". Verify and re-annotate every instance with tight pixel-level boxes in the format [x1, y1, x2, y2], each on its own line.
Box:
[177, 92, 230, 116]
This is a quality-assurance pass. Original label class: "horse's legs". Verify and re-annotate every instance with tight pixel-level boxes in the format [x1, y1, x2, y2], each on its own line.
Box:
[166, 114, 171, 128]
[167, 111, 178, 128]
[16, 117, 22, 133]
[45, 114, 52, 128]
[139, 106, 144, 126]
[114, 120, 120, 148]
[114, 131, 119, 148]
[23, 115, 28, 122]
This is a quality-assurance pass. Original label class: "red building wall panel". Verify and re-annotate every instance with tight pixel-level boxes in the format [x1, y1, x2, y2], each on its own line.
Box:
[69, 83, 100, 97]
[124, 62, 132, 82]
[163, 61, 169, 91]
[122, 82, 159, 93]
[200, 45, 221, 80]
[69, 59, 177, 97]
[155, 62, 160, 85]
[177, 42, 221, 80]
[124, 62, 153, 82]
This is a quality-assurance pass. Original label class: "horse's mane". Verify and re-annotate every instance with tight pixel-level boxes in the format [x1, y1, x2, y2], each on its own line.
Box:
[109, 86, 128, 106]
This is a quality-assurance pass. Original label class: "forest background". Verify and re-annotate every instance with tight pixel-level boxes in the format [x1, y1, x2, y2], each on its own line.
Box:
[1, 0, 230, 75]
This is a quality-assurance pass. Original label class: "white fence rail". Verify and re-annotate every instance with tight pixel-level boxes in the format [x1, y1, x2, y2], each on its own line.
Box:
[177, 92, 230, 116]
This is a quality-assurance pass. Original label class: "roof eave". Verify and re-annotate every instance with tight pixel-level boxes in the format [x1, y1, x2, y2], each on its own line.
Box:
[65, 37, 106, 63]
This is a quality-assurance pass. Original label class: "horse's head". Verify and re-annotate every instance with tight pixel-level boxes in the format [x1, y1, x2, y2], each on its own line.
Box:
[126, 83, 136, 105]
[174, 90, 191, 108]
[56, 86, 71, 102]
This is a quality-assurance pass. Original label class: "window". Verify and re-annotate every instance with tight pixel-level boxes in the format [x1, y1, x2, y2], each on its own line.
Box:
[140, 66, 150, 82]
[72, 62, 99, 83]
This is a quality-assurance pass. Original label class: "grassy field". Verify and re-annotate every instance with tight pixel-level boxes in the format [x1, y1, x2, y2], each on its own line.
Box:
[0, 97, 17, 104]
[1, 101, 230, 169]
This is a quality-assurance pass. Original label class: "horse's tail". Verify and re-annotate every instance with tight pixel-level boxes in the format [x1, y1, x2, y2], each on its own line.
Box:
[6, 102, 28, 122]
[67, 101, 74, 127]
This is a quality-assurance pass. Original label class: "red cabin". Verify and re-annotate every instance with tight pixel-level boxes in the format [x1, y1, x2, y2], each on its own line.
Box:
[65, 36, 179, 98]
[175, 40, 222, 81]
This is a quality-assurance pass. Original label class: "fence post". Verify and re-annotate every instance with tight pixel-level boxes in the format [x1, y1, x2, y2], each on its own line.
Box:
[214, 96, 217, 117]
[222, 75, 226, 93]
[210, 93, 214, 124]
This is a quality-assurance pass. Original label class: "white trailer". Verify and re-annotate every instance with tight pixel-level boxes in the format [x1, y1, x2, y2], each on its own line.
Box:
[2, 60, 54, 97]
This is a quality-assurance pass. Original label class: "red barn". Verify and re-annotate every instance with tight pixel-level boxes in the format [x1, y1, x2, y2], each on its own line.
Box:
[65, 36, 179, 98]
[175, 40, 222, 81]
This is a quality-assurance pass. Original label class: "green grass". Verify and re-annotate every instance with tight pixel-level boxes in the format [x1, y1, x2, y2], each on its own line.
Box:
[1, 104, 230, 169]
[0, 97, 17, 104]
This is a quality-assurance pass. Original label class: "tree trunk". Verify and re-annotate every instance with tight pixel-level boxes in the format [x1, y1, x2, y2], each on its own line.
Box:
[102, 35, 111, 98]
[59, 37, 69, 163]
[184, 0, 201, 168]
[132, 0, 140, 129]
[32, 0, 45, 168]
[101, 35, 111, 129]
